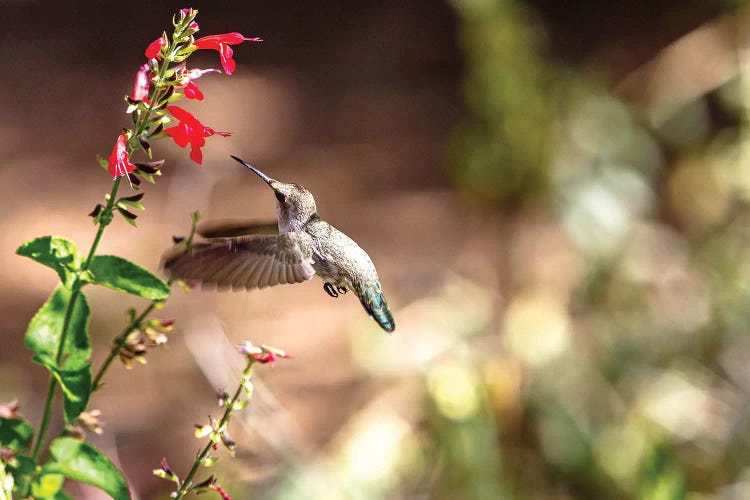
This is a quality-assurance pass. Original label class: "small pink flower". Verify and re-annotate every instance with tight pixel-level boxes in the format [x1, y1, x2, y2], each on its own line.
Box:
[180, 9, 199, 31]
[164, 105, 230, 164]
[193, 33, 261, 75]
[236, 342, 290, 365]
[145, 34, 167, 59]
[131, 64, 150, 102]
[108, 134, 136, 179]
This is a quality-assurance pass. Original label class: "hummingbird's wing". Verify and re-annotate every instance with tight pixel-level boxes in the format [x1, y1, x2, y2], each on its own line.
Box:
[163, 232, 315, 290]
[197, 219, 279, 238]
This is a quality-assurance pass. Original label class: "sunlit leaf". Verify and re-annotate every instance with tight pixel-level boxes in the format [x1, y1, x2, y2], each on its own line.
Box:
[89, 256, 170, 300]
[8, 455, 36, 498]
[33, 357, 91, 423]
[0, 417, 34, 452]
[24, 286, 91, 370]
[45, 437, 130, 500]
[31, 471, 65, 499]
[16, 236, 82, 288]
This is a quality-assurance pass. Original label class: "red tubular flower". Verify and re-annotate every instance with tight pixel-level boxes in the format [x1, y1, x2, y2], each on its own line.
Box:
[193, 33, 261, 75]
[164, 105, 230, 164]
[183, 81, 203, 100]
[212, 485, 232, 500]
[179, 68, 220, 101]
[131, 64, 150, 102]
[145, 34, 167, 59]
[108, 134, 136, 178]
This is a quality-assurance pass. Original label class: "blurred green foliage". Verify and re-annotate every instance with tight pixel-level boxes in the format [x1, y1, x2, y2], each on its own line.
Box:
[450, 0, 552, 206]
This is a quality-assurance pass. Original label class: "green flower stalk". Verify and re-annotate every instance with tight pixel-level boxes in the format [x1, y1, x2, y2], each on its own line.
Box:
[3, 8, 261, 499]
[156, 343, 289, 499]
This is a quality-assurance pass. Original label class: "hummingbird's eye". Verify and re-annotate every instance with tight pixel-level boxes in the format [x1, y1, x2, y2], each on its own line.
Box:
[275, 191, 286, 203]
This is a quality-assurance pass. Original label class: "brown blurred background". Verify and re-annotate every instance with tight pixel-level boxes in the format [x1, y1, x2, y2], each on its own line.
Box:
[3, 0, 750, 498]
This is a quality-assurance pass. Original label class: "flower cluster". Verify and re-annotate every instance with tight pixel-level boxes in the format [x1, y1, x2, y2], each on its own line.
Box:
[66, 410, 104, 440]
[155, 341, 288, 499]
[236, 341, 290, 364]
[104, 8, 260, 181]
[118, 316, 174, 368]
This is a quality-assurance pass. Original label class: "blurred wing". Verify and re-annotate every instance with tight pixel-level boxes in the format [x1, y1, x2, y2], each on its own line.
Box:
[164, 232, 315, 290]
[197, 219, 279, 238]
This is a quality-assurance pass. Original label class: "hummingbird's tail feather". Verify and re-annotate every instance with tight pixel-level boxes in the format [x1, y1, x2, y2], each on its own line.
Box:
[356, 284, 395, 333]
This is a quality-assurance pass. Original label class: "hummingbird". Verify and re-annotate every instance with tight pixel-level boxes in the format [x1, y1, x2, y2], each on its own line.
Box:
[163, 155, 395, 332]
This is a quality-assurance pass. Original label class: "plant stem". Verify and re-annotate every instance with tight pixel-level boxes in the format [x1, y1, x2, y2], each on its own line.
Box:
[31, 178, 123, 461]
[92, 301, 158, 390]
[174, 359, 254, 499]
[31, 379, 56, 461]
[32, 30, 176, 463]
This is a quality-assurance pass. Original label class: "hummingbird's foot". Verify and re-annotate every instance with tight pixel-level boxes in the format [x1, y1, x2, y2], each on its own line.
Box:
[337, 285, 348, 295]
[323, 282, 339, 298]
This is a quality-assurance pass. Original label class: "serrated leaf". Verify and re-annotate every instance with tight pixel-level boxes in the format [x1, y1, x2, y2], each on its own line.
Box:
[45, 437, 130, 500]
[0, 417, 34, 452]
[16, 236, 82, 288]
[34, 357, 91, 423]
[89, 256, 170, 300]
[25, 286, 91, 370]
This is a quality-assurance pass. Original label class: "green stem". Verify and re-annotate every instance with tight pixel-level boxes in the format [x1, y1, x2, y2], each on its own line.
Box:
[31, 379, 56, 461]
[32, 30, 176, 463]
[174, 359, 254, 499]
[32, 178, 123, 462]
[92, 301, 158, 391]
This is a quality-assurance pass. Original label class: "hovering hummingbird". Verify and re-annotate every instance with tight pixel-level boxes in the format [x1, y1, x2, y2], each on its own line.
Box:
[164, 155, 395, 332]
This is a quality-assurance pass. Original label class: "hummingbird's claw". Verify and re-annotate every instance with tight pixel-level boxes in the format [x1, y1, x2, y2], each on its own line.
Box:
[337, 286, 348, 295]
[323, 282, 339, 298]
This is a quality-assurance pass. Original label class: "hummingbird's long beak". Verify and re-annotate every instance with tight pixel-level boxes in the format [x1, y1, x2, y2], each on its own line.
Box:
[230, 155, 274, 187]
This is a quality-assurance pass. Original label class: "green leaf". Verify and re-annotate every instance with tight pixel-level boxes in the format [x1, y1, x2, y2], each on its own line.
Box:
[117, 193, 145, 211]
[0, 417, 34, 452]
[45, 438, 130, 500]
[8, 455, 36, 498]
[31, 471, 65, 499]
[89, 256, 170, 300]
[25, 286, 91, 370]
[34, 357, 91, 423]
[16, 236, 82, 288]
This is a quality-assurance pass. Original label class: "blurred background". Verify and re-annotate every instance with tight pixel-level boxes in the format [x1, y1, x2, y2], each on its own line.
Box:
[3, 0, 750, 498]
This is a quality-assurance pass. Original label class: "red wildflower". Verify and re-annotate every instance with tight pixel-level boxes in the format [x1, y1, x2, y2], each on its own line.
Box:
[183, 82, 203, 100]
[236, 341, 289, 365]
[193, 33, 261, 75]
[212, 485, 232, 500]
[131, 64, 150, 102]
[180, 68, 220, 101]
[164, 105, 230, 164]
[145, 34, 167, 59]
[108, 134, 136, 178]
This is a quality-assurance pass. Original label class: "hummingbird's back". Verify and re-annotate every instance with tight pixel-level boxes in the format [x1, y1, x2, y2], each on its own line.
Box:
[306, 217, 395, 332]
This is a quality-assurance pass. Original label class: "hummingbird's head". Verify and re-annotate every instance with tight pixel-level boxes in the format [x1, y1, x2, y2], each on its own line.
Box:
[231, 155, 317, 231]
